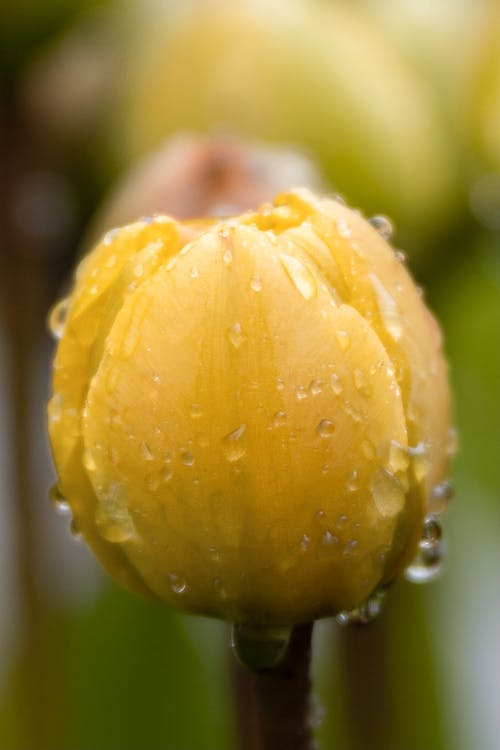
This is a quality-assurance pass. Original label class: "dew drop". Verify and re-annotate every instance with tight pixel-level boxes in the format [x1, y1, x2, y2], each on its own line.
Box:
[49, 483, 70, 515]
[330, 373, 343, 395]
[347, 469, 359, 492]
[321, 530, 338, 547]
[181, 450, 195, 467]
[95, 483, 135, 543]
[105, 253, 117, 268]
[272, 411, 287, 428]
[222, 424, 247, 462]
[47, 392, 62, 423]
[335, 330, 350, 351]
[190, 266, 199, 279]
[296, 385, 308, 400]
[69, 518, 81, 539]
[336, 513, 349, 528]
[369, 273, 402, 341]
[133, 262, 144, 278]
[353, 368, 371, 396]
[103, 227, 119, 246]
[309, 379, 323, 395]
[409, 442, 431, 483]
[387, 440, 410, 474]
[395, 250, 407, 263]
[140, 441, 153, 461]
[370, 467, 404, 517]
[152, 372, 161, 383]
[429, 480, 454, 514]
[189, 403, 203, 419]
[169, 573, 187, 594]
[300, 534, 310, 551]
[317, 419, 335, 438]
[405, 516, 444, 584]
[276, 378, 285, 391]
[250, 274, 263, 292]
[369, 215, 393, 241]
[343, 538, 359, 557]
[227, 322, 246, 349]
[336, 586, 388, 626]
[336, 218, 351, 238]
[48, 297, 70, 341]
[280, 254, 316, 300]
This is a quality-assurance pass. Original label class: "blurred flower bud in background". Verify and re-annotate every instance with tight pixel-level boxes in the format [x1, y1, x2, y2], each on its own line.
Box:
[113, 0, 461, 257]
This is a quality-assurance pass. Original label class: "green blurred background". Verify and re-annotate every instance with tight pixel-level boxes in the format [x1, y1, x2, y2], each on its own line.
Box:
[1, 1, 499, 748]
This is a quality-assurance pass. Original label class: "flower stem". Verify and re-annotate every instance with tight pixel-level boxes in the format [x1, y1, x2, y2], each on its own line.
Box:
[236, 621, 315, 750]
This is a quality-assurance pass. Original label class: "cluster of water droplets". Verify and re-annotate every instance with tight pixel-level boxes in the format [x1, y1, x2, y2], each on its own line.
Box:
[336, 585, 389, 626]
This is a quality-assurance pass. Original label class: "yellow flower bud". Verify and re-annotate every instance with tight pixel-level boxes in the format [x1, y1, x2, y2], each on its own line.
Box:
[47, 189, 452, 627]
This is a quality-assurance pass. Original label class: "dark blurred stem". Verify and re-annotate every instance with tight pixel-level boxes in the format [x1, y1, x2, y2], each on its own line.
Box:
[1, 86, 48, 750]
[234, 622, 315, 750]
[337, 618, 392, 750]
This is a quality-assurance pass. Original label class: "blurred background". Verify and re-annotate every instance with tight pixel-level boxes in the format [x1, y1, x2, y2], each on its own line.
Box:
[0, 0, 499, 748]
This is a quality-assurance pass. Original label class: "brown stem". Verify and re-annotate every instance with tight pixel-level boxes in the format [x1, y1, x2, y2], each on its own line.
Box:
[237, 622, 315, 750]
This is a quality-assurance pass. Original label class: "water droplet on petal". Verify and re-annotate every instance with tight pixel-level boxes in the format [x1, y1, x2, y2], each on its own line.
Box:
[49, 483, 70, 515]
[250, 274, 263, 292]
[181, 450, 195, 467]
[330, 373, 343, 395]
[189, 403, 202, 419]
[222, 424, 247, 462]
[95, 482, 135, 543]
[370, 468, 404, 517]
[369, 215, 393, 240]
[317, 419, 335, 438]
[361, 439, 375, 460]
[395, 250, 407, 263]
[336, 218, 351, 238]
[48, 297, 70, 340]
[272, 411, 287, 428]
[353, 368, 371, 396]
[387, 440, 410, 474]
[228, 322, 246, 349]
[69, 518, 81, 539]
[190, 266, 199, 279]
[405, 516, 444, 584]
[296, 385, 308, 400]
[309, 379, 323, 395]
[369, 273, 402, 341]
[140, 441, 153, 461]
[133, 262, 144, 278]
[103, 227, 120, 246]
[300, 534, 310, 551]
[335, 330, 350, 351]
[280, 254, 316, 300]
[430, 480, 454, 514]
[336, 585, 388, 626]
[409, 442, 431, 483]
[321, 530, 338, 547]
[169, 573, 187, 594]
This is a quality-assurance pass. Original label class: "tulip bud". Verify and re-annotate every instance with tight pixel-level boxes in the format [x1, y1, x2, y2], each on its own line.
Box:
[48, 189, 453, 629]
